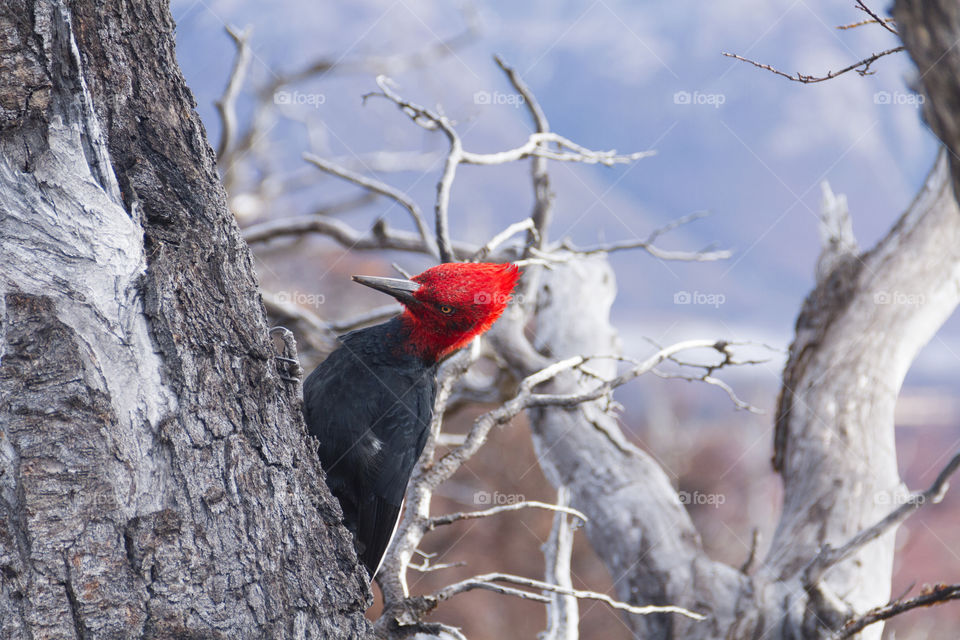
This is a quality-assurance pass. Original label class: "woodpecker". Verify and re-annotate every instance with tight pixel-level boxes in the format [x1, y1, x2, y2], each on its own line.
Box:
[303, 262, 520, 576]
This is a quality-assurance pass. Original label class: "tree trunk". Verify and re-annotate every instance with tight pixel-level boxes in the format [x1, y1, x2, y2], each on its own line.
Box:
[0, 1, 371, 638]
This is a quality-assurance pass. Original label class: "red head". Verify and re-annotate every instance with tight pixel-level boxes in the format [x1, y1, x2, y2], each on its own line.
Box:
[353, 262, 520, 362]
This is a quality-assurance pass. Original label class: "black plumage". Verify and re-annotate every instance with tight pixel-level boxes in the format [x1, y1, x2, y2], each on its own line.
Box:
[303, 317, 437, 575]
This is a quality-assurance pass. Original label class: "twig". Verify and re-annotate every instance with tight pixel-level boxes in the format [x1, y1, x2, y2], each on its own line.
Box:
[433, 572, 705, 620]
[242, 213, 477, 256]
[651, 369, 764, 413]
[416, 343, 749, 507]
[493, 55, 549, 139]
[525, 341, 733, 408]
[366, 74, 654, 262]
[471, 218, 536, 261]
[366, 76, 460, 263]
[854, 1, 897, 35]
[460, 133, 655, 167]
[837, 17, 895, 30]
[408, 558, 466, 573]
[391, 263, 413, 279]
[216, 25, 253, 161]
[303, 153, 440, 260]
[835, 584, 960, 638]
[559, 211, 730, 262]
[494, 55, 555, 316]
[494, 55, 552, 250]
[566, 239, 730, 262]
[220, 4, 478, 216]
[426, 500, 587, 530]
[805, 450, 960, 587]
[722, 47, 904, 83]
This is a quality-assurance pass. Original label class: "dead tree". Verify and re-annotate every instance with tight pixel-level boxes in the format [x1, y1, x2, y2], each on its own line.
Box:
[241, 2, 960, 638]
[0, 1, 372, 638]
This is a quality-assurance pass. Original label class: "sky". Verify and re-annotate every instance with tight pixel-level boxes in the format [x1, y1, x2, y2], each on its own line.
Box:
[169, 0, 952, 387]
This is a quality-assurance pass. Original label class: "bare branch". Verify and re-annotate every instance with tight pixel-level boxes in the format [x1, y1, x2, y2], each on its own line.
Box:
[560, 239, 730, 262]
[721, 47, 904, 83]
[471, 218, 536, 261]
[303, 152, 440, 260]
[494, 55, 552, 245]
[558, 211, 731, 262]
[242, 213, 476, 256]
[375, 346, 481, 610]
[408, 558, 466, 573]
[391, 263, 414, 279]
[835, 583, 960, 638]
[460, 133, 655, 167]
[837, 17, 895, 30]
[366, 76, 460, 262]
[426, 500, 587, 530]
[805, 450, 960, 587]
[494, 55, 549, 136]
[525, 340, 733, 408]
[365, 73, 653, 263]
[541, 486, 578, 640]
[651, 369, 764, 414]
[215, 25, 253, 161]
[433, 572, 705, 620]
[855, 1, 898, 35]
[494, 55, 555, 317]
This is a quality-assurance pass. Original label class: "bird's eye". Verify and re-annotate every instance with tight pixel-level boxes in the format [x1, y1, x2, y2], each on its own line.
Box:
[439, 305, 454, 315]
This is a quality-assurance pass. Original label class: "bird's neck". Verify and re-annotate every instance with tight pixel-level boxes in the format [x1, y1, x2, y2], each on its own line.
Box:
[397, 312, 466, 365]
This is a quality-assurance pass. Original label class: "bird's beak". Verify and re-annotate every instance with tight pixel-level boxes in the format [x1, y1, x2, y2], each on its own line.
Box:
[352, 275, 421, 305]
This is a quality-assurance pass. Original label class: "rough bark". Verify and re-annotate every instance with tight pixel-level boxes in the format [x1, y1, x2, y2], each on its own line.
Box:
[0, 1, 371, 638]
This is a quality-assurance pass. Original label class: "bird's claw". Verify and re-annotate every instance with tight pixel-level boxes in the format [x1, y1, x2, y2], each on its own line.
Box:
[269, 326, 303, 385]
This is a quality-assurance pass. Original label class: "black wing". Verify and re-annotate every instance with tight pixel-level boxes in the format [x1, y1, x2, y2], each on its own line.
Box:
[303, 331, 436, 575]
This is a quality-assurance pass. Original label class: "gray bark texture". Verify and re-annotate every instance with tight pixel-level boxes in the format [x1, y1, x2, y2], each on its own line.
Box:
[0, 1, 372, 638]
